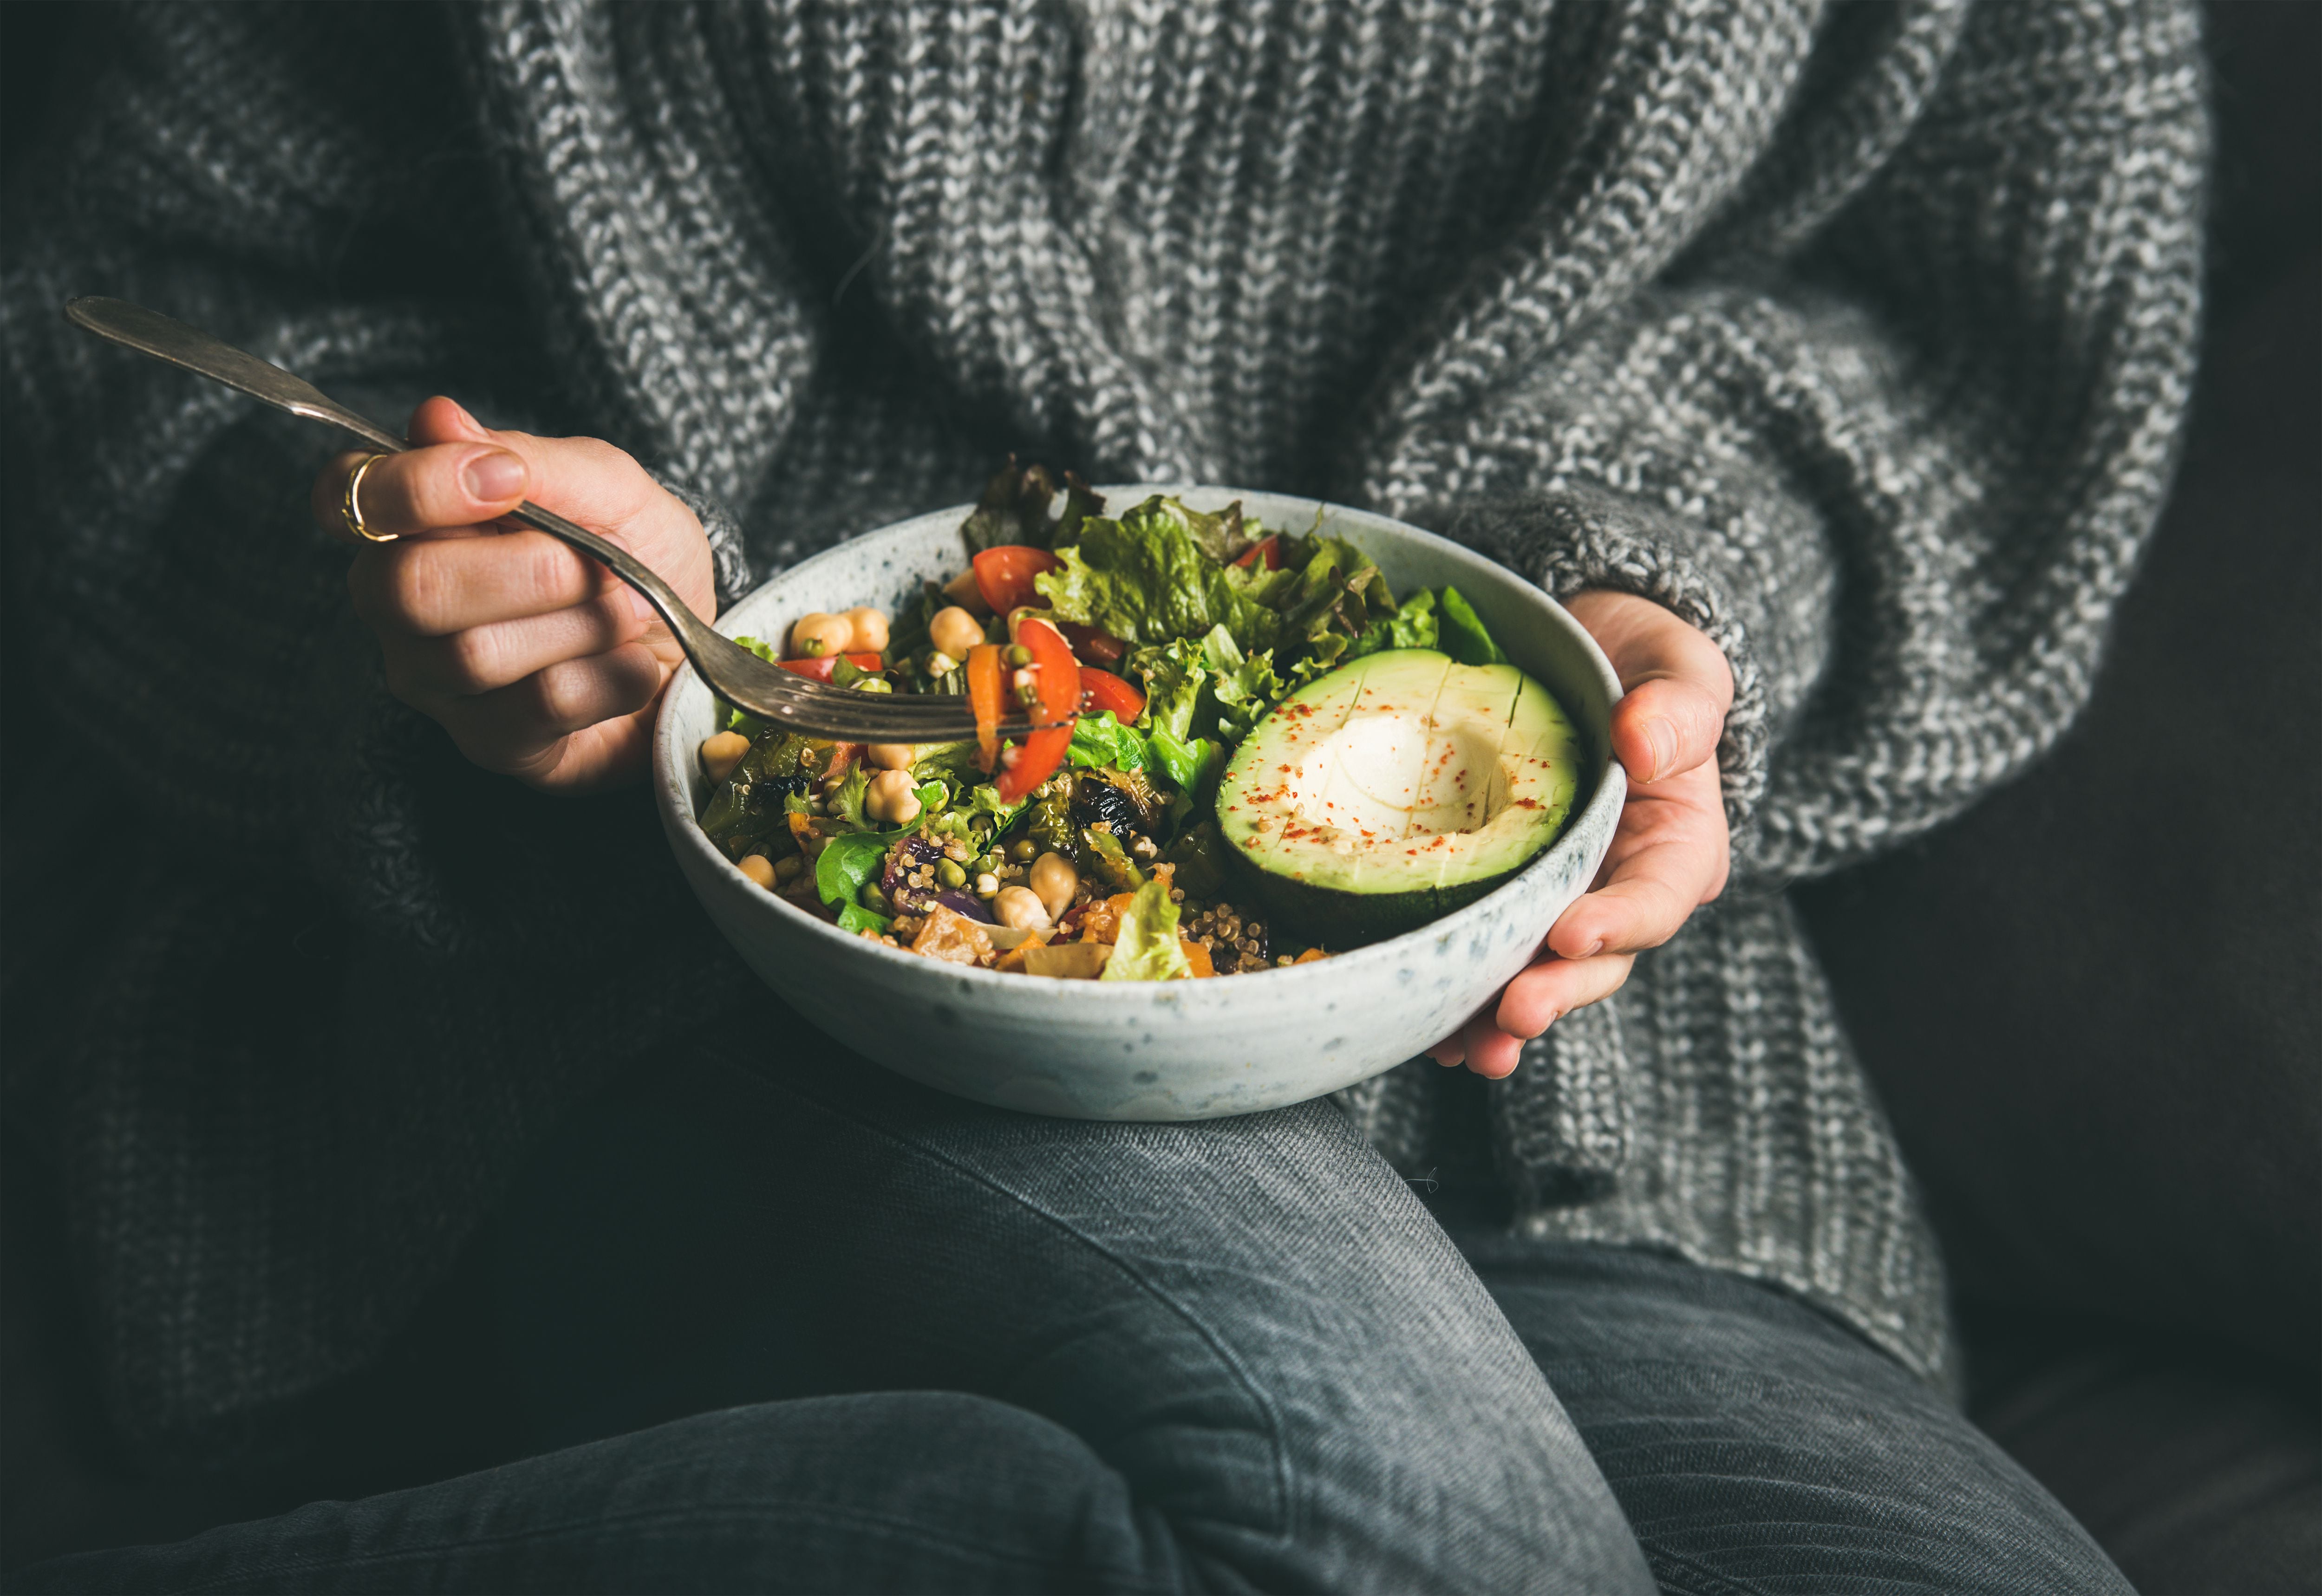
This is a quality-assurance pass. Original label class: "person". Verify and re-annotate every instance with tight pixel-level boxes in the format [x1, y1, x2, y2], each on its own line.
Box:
[0, 0, 2203, 1589]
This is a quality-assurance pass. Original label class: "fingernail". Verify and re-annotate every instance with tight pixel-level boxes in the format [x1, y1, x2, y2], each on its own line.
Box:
[464, 449, 526, 502]
[1644, 717, 1677, 782]
[1568, 939, 1603, 960]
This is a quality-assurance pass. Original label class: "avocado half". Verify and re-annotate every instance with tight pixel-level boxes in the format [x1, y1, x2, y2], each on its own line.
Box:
[1214, 649, 1583, 945]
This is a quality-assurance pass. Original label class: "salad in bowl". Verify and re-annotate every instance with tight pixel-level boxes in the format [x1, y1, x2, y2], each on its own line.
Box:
[689, 462, 1585, 984]
[650, 471, 1622, 1120]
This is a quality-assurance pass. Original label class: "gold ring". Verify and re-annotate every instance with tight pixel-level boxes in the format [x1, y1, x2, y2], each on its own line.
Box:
[341, 453, 396, 543]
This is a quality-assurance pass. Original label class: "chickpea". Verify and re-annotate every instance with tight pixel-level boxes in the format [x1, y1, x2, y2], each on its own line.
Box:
[867, 742, 919, 770]
[942, 567, 992, 617]
[1029, 852, 1079, 919]
[927, 606, 986, 662]
[737, 854, 777, 889]
[790, 611, 853, 659]
[992, 885, 1051, 932]
[699, 730, 750, 782]
[842, 606, 890, 654]
[864, 768, 922, 825]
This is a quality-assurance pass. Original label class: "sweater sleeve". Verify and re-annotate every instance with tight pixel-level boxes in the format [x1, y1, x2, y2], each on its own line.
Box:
[1357, 0, 2206, 886]
[0, 3, 763, 1463]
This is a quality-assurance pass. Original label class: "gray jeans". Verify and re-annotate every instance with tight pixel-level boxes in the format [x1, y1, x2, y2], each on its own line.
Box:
[20, 1042, 2124, 1593]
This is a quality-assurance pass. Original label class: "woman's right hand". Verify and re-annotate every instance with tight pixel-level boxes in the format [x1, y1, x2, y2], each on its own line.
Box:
[317, 397, 716, 791]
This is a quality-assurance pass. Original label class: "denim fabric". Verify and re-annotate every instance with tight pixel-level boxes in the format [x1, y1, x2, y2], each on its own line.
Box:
[20, 1043, 1652, 1594]
[1461, 1238, 2135, 1596]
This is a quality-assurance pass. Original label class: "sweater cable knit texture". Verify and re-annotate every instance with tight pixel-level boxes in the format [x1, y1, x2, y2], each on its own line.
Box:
[0, 0, 2203, 1459]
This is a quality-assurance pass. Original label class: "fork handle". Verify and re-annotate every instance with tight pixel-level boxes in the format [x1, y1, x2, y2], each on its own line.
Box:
[63, 295, 723, 663]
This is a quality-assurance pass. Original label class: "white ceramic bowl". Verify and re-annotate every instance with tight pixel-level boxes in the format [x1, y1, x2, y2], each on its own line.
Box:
[652, 487, 1624, 1120]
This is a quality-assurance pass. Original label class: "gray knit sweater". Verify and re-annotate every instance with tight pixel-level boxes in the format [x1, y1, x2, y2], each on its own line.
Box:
[0, 0, 2204, 1462]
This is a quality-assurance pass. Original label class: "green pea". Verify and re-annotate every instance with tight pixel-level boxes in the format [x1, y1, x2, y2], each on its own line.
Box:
[936, 859, 967, 889]
[1007, 838, 1037, 863]
[976, 852, 1003, 876]
[1006, 643, 1033, 667]
[859, 882, 891, 915]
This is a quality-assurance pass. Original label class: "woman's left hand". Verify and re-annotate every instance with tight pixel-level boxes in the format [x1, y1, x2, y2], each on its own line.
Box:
[1427, 590, 1734, 1078]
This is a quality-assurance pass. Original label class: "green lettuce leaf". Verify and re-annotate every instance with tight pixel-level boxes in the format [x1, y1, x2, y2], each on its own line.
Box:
[720, 635, 784, 734]
[1351, 587, 1439, 659]
[1270, 536, 1395, 681]
[823, 762, 872, 831]
[1146, 725, 1221, 796]
[815, 831, 894, 910]
[1131, 635, 1208, 741]
[835, 901, 893, 935]
[1099, 879, 1193, 982]
[1198, 627, 1282, 743]
[1437, 586, 1509, 666]
[1034, 495, 1281, 654]
[967, 783, 1028, 833]
[1068, 711, 1151, 772]
[1130, 626, 1283, 746]
[907, 741, 983, 786]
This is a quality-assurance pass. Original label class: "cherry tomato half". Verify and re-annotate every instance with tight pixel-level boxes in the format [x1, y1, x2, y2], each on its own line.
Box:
[1055, 621, 1127, 667]
[776, 651, 886, 682]
[994, 616, 1082, 802]
[1232, 534, 1282, 571]
[972, 546, 1061, 615]
[1077, 666, 1146, 723]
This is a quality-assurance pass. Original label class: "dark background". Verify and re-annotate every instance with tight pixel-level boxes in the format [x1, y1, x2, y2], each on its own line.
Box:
[4, 2, 2316, 1591]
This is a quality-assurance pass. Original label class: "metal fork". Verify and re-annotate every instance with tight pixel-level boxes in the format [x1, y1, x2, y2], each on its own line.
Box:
[63, 296, 1045, 743]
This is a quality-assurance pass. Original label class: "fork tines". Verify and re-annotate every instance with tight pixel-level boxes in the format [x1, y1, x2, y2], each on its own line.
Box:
[724, 671, 1054, 743]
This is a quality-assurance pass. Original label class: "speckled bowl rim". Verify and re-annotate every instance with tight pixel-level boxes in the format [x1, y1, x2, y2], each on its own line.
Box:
[652, 486, 1625, 1007]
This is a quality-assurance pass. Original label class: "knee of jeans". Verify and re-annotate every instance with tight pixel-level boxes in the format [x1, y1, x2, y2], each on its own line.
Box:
[1546, 1366, 2133, 1595]
[1272, 1347, 1651, 1595]
[641, 1393, 1172, 1589]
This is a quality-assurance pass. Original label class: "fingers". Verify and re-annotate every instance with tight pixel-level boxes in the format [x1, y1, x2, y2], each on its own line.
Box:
[1495, 950, 1635, 1040]
[1424, 951, 1636, 1075]
[383, 588, 648, 699]
[1544, 790, 1730, 958]
[351, 527, 644, 638]
[1421, 590, 1737, 1081]
[434, 643, 667, 775]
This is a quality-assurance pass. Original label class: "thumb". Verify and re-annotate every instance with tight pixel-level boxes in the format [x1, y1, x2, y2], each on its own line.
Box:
[1563, 590, 1733, 786]
[1612, 676, 1726, 785]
